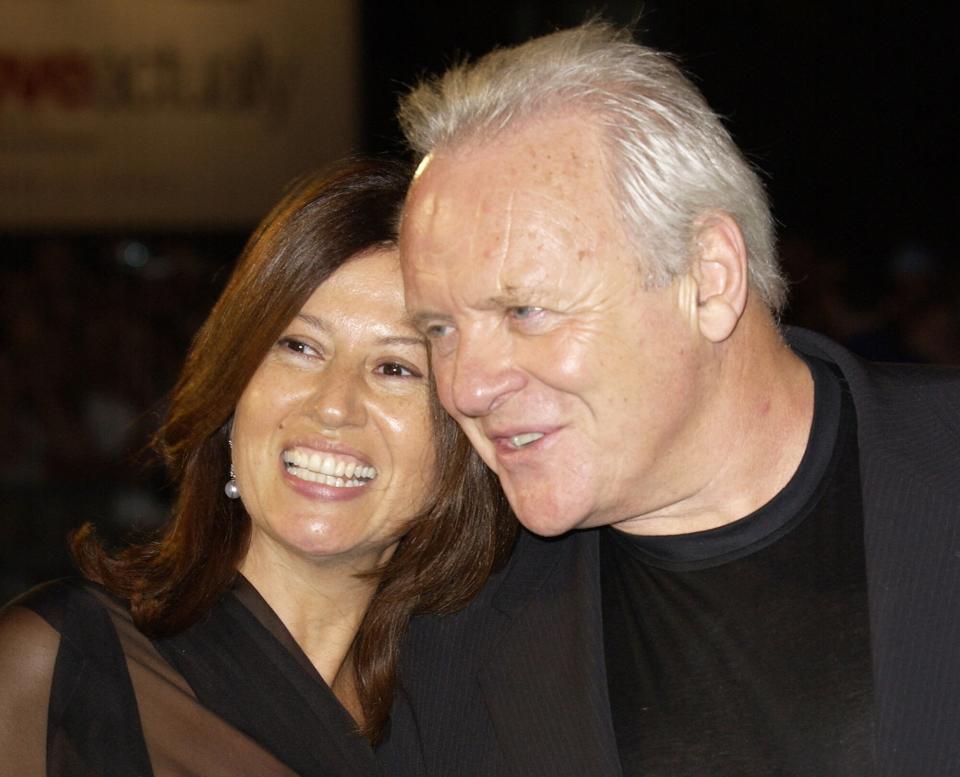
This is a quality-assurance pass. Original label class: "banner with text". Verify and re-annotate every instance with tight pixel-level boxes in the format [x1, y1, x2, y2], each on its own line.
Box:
[0, 0, 358, 228]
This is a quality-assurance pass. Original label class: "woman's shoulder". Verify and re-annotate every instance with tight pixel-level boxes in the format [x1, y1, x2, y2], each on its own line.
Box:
[2, 578, 75, 641]
[0, 578, 137, 725]
[1, 577, 133, 657]
[0, 582, 66, 774]
[0, 583, 64, 665]
[1, 580, 152, 776]
[4, 577, 110, 629]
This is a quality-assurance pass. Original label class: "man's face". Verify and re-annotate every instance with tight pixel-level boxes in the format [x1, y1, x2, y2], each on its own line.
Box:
[401, 115, 712, 536]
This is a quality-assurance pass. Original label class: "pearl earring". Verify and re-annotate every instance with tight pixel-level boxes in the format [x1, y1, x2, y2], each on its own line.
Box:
[224, 439, 240, 499]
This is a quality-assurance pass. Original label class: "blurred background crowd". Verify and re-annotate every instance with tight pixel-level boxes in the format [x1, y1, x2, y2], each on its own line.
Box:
[2, 1, 956, 602]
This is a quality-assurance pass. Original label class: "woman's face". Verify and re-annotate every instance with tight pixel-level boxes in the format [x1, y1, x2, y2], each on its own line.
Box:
[231, 249, 435, 570]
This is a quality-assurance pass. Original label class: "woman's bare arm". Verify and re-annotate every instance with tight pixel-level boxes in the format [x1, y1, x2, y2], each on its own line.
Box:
[0, 604, 60, 777]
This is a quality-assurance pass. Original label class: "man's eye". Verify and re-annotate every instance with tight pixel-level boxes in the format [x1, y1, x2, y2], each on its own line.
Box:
[510, 306, 544, 320]
[424, 323, 453, 339]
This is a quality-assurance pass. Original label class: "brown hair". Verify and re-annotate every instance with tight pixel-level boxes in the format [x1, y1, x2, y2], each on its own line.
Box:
[71, 157, 516, 742]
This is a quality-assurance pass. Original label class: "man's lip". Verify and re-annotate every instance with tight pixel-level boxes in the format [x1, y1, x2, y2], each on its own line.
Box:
[487, 427, 557, 452]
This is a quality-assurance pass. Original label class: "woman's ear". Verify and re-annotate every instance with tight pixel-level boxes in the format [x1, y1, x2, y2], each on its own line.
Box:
[691, 212, 749, 343]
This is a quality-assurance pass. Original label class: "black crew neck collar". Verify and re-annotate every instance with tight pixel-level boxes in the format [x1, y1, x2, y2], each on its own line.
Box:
[606, 355, 845, 571]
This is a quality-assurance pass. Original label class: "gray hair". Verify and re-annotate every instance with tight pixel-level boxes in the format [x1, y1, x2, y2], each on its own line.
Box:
[398, 21, 786, 312]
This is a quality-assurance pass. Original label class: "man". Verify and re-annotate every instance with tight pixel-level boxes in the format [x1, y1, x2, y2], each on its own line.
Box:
[379, 22, 960, 777]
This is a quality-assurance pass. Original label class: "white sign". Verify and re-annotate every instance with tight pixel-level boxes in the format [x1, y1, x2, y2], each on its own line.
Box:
[0, 0, 358, 228]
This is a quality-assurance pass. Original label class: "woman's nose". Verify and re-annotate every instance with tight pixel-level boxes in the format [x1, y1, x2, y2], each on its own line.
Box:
[309, 365, 366, 429]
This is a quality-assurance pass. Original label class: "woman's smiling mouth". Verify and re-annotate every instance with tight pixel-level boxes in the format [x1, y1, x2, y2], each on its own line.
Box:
[282, 447, 378, 488]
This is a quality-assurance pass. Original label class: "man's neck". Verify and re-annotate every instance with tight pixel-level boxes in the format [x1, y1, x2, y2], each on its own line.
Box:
[615, 306, 815, 536]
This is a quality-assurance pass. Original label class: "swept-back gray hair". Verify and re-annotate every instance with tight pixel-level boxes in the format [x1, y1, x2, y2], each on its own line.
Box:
[399, 21, 786, 312]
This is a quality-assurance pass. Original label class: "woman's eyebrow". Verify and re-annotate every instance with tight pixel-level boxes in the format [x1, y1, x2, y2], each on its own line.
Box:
[295, 312, 329, 332]
[295, 313, 425, 348]
[377, 335, 427, 348]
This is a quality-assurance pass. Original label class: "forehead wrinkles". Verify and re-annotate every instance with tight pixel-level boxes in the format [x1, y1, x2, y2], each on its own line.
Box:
[405, 116, 633, 312]
[430, 156, 606, 274]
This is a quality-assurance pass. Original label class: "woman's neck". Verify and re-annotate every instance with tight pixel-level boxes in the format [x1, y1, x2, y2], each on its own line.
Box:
[238, 536, 391, 723]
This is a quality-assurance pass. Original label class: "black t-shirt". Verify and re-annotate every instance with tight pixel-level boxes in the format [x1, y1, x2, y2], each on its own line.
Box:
[601, 357, 874, 776]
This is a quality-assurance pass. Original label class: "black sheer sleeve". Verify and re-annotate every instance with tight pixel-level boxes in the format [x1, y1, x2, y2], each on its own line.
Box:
[1, 579, 379, 776]
[0, 602, 58, 777]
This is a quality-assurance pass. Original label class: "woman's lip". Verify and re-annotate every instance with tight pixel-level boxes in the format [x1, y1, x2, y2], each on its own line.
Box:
[277, 436, 378, 498]
[280, 459, 371, 500]
[282, 448, 377, 480]
[281, 437, 374, 467]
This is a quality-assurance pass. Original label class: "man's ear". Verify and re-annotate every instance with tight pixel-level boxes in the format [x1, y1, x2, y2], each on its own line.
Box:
[691, 212, 749, 343]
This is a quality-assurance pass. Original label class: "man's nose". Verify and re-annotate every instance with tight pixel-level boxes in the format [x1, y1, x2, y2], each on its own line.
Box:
[446, 328, 524, 418]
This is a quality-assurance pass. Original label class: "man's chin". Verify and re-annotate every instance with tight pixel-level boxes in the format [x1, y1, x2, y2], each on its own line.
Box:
[501, 477, 599, 536]
[512, 503, 592, 538]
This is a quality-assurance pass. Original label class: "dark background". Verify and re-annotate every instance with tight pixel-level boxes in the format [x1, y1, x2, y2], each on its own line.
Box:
[2, 2, 957, 603]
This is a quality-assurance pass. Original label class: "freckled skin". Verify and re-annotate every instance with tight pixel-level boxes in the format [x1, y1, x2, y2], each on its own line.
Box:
[401, 116, 724, 536]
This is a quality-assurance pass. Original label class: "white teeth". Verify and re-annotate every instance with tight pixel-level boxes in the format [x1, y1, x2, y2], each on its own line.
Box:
[281, 449, 378, 485]
[510, 432, 544, 448]
[284, 466, 367, 488]
[321, 456, 336, 476]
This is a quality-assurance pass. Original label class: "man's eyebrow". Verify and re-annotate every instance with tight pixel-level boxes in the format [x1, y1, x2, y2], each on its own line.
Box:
[409, 292, 547, 328]
[410, 311, 453, 330]
[489, 288, 549, 307]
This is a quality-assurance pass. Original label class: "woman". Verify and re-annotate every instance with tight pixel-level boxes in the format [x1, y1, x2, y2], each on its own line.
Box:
[0, 158, 515, 776]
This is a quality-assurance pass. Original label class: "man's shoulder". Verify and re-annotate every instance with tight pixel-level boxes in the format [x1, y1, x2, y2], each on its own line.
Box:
[786, 325, 960, 413]
[404, 529, 594, 646]
[786, 326, 960, 385]
[389, 528, 605, 774]
[787, 326, 960, 495]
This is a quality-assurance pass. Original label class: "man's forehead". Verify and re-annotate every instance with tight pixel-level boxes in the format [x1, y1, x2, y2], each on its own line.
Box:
[405, 140, 611, 251]
[405, 190, 602, 289]
[413, 113, 609, 198]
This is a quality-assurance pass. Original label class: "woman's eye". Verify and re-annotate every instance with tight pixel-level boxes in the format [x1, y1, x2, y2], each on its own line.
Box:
[377, 362, 421, 378]
[278, 337, 318, 357]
